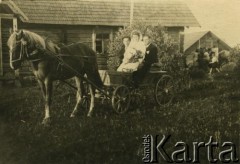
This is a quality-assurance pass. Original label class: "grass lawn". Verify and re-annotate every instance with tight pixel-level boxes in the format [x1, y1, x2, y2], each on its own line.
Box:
[0, 72, 239, 164]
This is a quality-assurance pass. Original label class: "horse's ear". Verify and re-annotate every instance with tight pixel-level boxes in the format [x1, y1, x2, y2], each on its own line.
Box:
[16, 30, 24, 40]
[9, 28, 14, 34]
[19, 30, 24, 37]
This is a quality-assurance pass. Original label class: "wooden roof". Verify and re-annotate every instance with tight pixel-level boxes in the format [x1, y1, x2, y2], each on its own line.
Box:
[2, 0, 200, 27]
[133, 1, 199, 27]
[184, 31, 232, 51]
[184, 31, 209, 51]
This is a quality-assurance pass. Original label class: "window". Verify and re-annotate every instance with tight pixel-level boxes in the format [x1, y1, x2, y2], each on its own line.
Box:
[95, 33, 110, 54]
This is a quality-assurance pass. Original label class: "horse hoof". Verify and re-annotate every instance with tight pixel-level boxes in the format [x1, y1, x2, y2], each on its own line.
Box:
[42, 118, 51, 126]
[70, 113, 75, 118]
[87, 112, 92, 117]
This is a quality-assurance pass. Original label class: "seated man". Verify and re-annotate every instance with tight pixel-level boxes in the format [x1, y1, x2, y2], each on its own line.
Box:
[132, 34, 159, 87]
[118, 36, 131, 66]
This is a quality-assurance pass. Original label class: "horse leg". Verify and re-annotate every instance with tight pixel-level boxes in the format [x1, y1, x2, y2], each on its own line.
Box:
[87, 84, 95, 117]
[70, 77, 84, 118]
[209, 68, 212, 74]
[42, 79, 53, 125]
[37, 79, 46, 99]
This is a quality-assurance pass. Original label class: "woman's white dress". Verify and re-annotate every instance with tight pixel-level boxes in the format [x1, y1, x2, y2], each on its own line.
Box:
[117, 41, 146, 72]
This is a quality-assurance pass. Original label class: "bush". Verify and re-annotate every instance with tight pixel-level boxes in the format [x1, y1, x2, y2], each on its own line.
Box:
[229, 46, 240, 71]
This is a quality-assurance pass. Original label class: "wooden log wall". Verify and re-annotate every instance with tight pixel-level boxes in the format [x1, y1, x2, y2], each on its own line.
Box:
[66, 27, 110, 70]
[167, 27, 184, 52]
[1, 19, 14, 78]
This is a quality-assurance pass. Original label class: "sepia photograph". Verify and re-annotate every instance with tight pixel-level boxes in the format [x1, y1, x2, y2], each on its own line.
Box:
[0, 0, 239, 163]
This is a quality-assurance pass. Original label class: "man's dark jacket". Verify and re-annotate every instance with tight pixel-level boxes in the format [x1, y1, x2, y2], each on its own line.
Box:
[118, 45, 126, 64]
[132, 43, 158, 86]
[144, 43, 159, 67]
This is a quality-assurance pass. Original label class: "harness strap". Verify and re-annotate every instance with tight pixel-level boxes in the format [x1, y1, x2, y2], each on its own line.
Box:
[55, 54, 96, 58]
[10, 42, 24, 63]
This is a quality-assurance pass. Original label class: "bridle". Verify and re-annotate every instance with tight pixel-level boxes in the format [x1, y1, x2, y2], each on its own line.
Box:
[10, 39, 43, 65]
[10, 40, 23, 64]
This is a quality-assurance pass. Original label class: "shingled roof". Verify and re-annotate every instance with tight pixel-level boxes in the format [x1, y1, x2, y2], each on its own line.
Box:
[2, 0, 200, 27]
[184, 31, 209, 51]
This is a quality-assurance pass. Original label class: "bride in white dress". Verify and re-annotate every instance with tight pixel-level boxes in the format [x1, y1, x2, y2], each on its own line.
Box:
[117, 30, 146, 72]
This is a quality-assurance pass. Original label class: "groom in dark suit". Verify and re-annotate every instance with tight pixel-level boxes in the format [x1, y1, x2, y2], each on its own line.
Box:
[132, 34, 159, 87]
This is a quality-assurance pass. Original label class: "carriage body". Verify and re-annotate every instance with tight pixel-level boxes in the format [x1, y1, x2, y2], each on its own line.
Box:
[100, 70, 167, 86]
[97, 70, 174, 114]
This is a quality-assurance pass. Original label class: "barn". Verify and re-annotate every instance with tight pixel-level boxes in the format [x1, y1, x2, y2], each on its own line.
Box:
[183, 31, 232, 55]
[0, 0, 199, 83]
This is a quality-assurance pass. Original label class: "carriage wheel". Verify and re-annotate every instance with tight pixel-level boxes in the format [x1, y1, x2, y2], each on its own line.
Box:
[155, 75, 174, 107]
[130, 89, 143, 109]
[112, 85, 130, 114]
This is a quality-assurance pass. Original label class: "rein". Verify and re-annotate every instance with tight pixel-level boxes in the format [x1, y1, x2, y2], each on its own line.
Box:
[10, 41, 24, 63]
[35, 45, 109, 98]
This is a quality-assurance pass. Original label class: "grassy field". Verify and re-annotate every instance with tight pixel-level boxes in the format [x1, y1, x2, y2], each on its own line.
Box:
[0, 72, 239, 164]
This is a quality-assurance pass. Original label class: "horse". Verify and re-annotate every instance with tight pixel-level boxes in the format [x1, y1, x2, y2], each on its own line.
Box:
[7, 30, 103, 125]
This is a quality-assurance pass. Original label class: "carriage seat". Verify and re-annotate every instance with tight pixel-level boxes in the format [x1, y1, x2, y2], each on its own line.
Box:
[149, 62, 163, 71]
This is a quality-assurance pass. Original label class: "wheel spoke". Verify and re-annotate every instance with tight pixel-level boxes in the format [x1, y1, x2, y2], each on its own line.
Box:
[112, 85, 130, 114]
[155, 76, 174, 107]
[122, 88, 128, 96]
[116, 102, 122, 112]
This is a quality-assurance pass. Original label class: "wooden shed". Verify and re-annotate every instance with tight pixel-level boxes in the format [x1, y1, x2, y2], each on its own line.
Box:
[0, 0, 199, 81]
[183, 31, 232, 55]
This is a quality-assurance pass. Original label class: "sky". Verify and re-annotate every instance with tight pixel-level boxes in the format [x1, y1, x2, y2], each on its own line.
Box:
[182, 0, 240, 47]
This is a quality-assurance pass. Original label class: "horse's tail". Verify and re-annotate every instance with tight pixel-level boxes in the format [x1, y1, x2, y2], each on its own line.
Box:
[86, 50, 104, 89]
[91, 67, 104, 89]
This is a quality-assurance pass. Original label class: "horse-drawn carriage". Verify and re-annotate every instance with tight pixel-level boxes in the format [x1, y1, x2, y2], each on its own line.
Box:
[96, 70, 174, 114]
[7, 29, 175, 125]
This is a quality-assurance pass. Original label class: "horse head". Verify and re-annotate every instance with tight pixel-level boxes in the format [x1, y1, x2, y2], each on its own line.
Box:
[7, 29, 47, 70]
[7, 30, 25, 70]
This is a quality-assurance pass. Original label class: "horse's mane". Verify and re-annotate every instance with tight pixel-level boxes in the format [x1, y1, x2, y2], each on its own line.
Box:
[22, 30, 46, 49]
[7, 30, 61, 54]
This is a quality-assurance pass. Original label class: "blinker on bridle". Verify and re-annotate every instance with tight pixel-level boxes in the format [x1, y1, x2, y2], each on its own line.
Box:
[10, 39, 41, 64]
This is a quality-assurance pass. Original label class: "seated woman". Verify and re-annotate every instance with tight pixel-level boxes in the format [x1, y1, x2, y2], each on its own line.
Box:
[117, 30, 146, 72]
